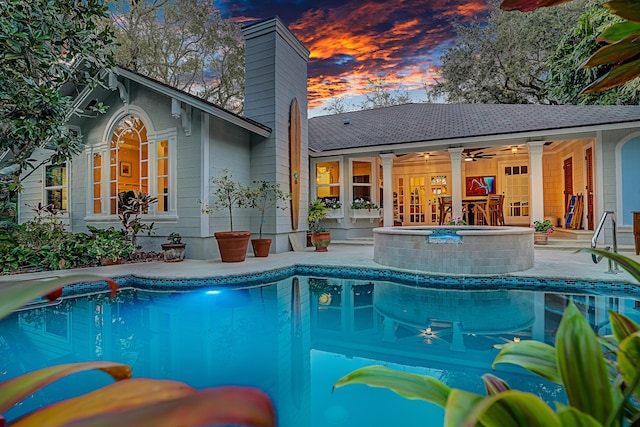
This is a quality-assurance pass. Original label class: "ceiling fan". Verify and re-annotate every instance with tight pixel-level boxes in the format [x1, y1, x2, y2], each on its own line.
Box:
[463, 148, 495, 162]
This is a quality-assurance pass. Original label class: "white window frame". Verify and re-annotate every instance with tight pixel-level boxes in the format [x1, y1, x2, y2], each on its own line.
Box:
[349, 157, 377, 206]
[311, 156, 343, 204]
[43, 162, 69, 213]
[84, 106, 178, 222]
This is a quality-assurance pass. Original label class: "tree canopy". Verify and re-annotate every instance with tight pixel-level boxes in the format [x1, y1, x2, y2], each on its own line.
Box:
[323, 77, 413, 115]
[109, 0, 245, 113]
[0, 0, 115, 182]
[431, 0, 586, 104]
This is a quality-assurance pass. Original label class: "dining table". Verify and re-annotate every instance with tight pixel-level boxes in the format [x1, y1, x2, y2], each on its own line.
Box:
[462, 198, 489, 225]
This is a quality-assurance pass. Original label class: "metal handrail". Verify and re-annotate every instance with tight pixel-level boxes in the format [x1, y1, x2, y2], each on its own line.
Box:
[591, 210, 620, 273]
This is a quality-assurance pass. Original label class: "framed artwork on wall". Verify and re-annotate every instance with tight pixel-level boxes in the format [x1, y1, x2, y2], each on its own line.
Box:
[120, 161, 131, 177]
[466, 176, 496, 196]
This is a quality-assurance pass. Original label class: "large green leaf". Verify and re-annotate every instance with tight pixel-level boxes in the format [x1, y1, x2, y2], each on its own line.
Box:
[333, 365, 451, 407]
[556, 403, 603, 427]
[499, 0, 572, 12]
[492, 340, 561, 383]
[0, 362, 132, 414]
[581, 36, 640, 68]
[610, 311, 640, 344]
[556, 301, 614, 425]
[0, 275, 118, 320]
[599, 21, 640, 42]
[12, 382, 275, 427]
[617, 333, 640, 399]
[445, 389, 560, 427]
[579, 249, 640, 282]
[605, 0, 640, 22]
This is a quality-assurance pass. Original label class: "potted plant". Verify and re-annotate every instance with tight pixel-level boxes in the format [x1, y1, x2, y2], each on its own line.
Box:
[161, 232, 186, 262]
[308, 199, 331, 252]
[532, 219, 555, 245]
[201, 169, 251, 262]
[247, 180, 290, 257]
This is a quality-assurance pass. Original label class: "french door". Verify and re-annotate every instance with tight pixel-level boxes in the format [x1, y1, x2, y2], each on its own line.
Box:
[502, 163, 529, 225]
[395, 173, 448, 225]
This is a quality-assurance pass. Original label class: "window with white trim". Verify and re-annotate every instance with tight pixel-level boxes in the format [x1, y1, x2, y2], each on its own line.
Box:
[44, 163, 67, 211]
[315, 160, 341, 206]
[351, 159, 374, 204]
[90, 113, 175, 217]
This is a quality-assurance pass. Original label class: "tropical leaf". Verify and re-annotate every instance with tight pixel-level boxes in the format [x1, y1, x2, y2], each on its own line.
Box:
[445, 389, 560, 427]
[0, 275, 118, 320]
[0, 362, 132, 414]
[333, 365, 451, 407]
[581, 36, 640, 68]
[617, 333, 640, 400]
[599, 21, 640, 42]
[610, 311, 640, 343]
[482, 374, 510, 395]
[556, 301, 614, 425]
[584, 59, 640, 93]
[499, 0, 573, 12]
[12, 383, 275, 427]
[605, 0, 640, 22]
[492, 340, 561, 383]
[556, 403, 604, 427]
[578, 248, 640, 282]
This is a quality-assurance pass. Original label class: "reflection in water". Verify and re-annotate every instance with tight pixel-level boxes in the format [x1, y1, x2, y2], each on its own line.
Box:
[1, 278, 639, 426]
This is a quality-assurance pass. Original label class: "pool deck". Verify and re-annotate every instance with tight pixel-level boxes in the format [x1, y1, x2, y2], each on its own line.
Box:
[2, 239, 640, 285]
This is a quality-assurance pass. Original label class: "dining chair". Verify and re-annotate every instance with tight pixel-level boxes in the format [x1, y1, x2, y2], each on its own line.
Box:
[438, 196, 452, 225]
[488, 194, 505, 226]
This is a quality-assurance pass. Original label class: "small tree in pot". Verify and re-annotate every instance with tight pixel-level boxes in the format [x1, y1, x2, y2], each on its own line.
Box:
[247, 180, 290, 257]
[308, 199, 331, 252]
[200, 169, 251, 262]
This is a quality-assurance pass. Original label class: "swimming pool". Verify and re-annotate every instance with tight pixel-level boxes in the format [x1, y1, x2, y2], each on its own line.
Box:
[1, 273, 639, 426]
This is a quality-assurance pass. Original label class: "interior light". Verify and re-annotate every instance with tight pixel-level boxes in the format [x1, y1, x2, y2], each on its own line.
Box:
[511, 146, 518, 154]
[464, 157, 473, 162]
[424, 154, 430, 161]
[426, 327, 432, 334]
[513, 337, 521, 342]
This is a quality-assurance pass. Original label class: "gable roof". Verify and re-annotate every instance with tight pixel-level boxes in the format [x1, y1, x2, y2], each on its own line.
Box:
[114, 67, 272, 137]
[308, 103, 640, 153]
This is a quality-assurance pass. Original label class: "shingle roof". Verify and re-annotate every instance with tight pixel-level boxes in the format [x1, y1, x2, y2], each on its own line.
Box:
[308, 103, 640, 152]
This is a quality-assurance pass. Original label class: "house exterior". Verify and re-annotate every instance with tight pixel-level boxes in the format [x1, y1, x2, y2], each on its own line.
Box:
[308, 103, 640, 247]
[16, 17, 640, 259]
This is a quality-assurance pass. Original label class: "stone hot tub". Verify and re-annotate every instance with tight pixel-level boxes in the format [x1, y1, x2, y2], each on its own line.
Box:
[373, 226, 534, 275]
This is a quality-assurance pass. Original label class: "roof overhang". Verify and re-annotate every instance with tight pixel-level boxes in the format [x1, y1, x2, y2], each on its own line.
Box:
[114, 68, 271, 138]
[309, 120, 640, 157]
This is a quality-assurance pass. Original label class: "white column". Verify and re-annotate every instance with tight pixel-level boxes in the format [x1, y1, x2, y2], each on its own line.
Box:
[448, 148, 464, 219]
[528, 141, 545, 223]
[380, 153, 395, 227]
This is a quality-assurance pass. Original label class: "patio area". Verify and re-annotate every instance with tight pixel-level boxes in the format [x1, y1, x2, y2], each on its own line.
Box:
[2, 239, 639, 285]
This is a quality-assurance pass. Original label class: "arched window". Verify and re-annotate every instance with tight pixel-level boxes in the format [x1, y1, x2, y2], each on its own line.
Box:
[90, 112, 174, 217]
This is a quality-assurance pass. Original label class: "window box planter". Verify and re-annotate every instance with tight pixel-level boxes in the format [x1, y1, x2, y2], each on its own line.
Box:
[325, 208, 344, 223]
[349, 208, 381, 223]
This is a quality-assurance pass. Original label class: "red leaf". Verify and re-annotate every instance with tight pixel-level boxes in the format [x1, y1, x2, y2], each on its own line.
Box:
[45, 288, 63, 301]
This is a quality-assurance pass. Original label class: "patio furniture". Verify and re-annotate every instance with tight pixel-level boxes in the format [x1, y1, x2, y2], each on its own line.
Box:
[438, 196, 452, 225]
[487, 194, 505, 226]
[462, 198, 489, 225]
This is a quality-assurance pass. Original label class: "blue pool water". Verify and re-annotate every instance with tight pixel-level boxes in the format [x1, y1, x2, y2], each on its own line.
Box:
[1, 275, 639, 426]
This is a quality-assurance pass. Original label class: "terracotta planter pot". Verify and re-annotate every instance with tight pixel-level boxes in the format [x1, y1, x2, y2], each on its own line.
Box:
[214, 231, 251, 262]
[311, 231, 331, 252]
[161, 243, 186, 262]
[534, 232, 549, 245]
[251, 238, 272, 257]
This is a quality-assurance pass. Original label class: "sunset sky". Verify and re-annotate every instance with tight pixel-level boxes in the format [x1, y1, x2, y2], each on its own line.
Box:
[214, 0, 492, 116]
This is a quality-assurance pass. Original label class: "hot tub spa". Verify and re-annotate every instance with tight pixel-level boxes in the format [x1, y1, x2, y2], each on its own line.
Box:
[373, 226, 534, 274]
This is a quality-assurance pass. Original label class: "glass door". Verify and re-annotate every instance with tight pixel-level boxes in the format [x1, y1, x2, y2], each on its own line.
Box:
[503, 164, 529, 224]
[408, 176, 426, 224]
[428, 174, 448, 224]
